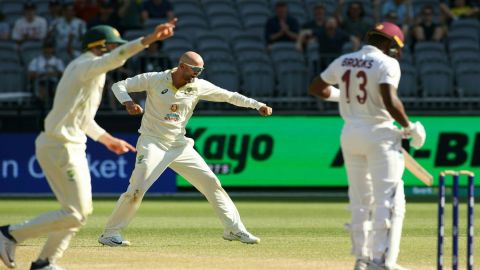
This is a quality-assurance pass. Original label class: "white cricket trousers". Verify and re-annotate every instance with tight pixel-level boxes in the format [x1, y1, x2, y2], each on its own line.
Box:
[9, 133, 93, 262]
[102, 134, 247, 236]
[341, 123, 406, 267]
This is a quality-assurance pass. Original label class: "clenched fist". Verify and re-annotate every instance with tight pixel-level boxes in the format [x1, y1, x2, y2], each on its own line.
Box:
[258, 106, 273, 116]
[124, 101, 144, 115]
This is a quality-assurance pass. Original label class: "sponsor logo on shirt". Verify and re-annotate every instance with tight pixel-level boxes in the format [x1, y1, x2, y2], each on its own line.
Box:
[165, 104, 180, 121]
[67, 169, 75, 182]
[137, 154, 145, 164]
[161, 89, 168, 94]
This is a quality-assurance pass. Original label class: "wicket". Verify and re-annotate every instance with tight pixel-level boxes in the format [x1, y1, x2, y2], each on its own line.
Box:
[437, 170, 475, 270]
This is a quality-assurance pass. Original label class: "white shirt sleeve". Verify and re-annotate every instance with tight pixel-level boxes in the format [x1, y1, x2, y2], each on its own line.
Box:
[79, 38, 147, 80]
[379, 58, 401, 88]
[320, 57, 340, 85]
[112, 72, 158, 104]
[199, 80, 265, 110]
[85, 120, 106, 141]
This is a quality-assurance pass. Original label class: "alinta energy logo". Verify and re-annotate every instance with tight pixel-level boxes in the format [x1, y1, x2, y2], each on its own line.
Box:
[186, 127, 274, 174]
[330, 133, 480, 167]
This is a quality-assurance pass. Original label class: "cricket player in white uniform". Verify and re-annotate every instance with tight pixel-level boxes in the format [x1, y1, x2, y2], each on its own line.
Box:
[98, 51, 272, 246]
[0, 20, 177, 270]
[309, 22, 426, 270]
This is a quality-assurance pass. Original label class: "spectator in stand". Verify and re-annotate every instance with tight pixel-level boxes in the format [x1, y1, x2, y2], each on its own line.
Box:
[339, 1, 372, 40]
[315, 17, 360, 70]
[88, 1, 119, 28]
[11, 2, 48, 45]
[45, 0, 63, 26]
[440, 0, 479, 23]
[49, 2, 87, 63]
[296, 3, 326, 51]
[0, 11, 10, 40]
[381, 0, 412, 34]
[265, 1, 300, 47]
[28, 40, 65, 108]
[141, 0, 175, 22]
[74, 0, 99, 24]
[411, 5, 446, 45]
[117, 0, 144, 32]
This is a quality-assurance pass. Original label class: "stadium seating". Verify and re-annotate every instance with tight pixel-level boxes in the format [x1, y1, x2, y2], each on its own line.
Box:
[399, 63, 418, 97]
[455, 63, 480, 97]
[240, 61, 276, 97]
[420, 64, 454, 97]
[18, 41, 42, 66]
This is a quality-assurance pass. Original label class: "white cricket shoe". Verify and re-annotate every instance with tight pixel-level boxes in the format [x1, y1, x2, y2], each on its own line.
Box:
[353, 258, 369, 270]
[98, 234, 131, 247]
[0, 226, 16, 269]
[222, 230, 260, 244]
[367, 261, 410, 270]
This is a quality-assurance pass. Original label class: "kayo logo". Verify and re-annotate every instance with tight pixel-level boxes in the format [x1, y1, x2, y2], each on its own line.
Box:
[186, 127, 274, 173]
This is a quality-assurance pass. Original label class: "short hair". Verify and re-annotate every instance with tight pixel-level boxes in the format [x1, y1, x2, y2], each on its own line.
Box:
[275, 1, 287, 7]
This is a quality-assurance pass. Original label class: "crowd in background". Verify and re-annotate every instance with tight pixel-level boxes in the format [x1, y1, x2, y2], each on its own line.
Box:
[0, 0, 479, 111]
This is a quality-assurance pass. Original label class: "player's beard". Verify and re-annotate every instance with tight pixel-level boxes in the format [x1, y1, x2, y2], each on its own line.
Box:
[184, 73, 196, 83]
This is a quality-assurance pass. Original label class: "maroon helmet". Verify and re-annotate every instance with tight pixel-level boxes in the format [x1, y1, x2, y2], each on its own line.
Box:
[367, 22, 404, 58]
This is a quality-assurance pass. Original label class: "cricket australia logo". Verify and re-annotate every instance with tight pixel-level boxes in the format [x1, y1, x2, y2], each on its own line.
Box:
[181, 86, 197, 96]
[137, 154, 145, 164]
[66, 169, 75, 182]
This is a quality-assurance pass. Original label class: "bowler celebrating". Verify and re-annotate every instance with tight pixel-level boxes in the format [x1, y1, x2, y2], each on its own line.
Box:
[98, 51, 272, 246]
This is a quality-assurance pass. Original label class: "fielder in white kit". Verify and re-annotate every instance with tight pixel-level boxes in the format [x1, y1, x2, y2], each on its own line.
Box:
[98, 51, 272, 246]
[309, 22, 426, 270]
[0, 20, 177, 270]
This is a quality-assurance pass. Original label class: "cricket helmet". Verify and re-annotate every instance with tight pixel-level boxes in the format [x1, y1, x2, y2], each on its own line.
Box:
[367, 21, 404, 58]
[82, 25, 127, 51]
[368, 21, 404, 48]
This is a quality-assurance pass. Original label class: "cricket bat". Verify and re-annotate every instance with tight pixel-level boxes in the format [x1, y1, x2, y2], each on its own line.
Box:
[402, 148, 433, 186]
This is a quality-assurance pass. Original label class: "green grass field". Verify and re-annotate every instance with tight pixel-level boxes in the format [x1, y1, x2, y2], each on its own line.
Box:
[0, 197, 478, 270]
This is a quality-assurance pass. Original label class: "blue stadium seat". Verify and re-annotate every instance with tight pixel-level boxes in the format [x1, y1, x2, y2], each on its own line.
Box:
[399, 63, 418, 97]
[414, 41, 446, 55]
[276, 62, 308, 97]
[420, 64, 454, 97]
[240, 62, 275, 97]
[270, 42, 304, 65]
[204, 61, 239, 91]
[162, 34, 193, 63]
[455, 64, 480, 97]
[19, 41, 43, 66]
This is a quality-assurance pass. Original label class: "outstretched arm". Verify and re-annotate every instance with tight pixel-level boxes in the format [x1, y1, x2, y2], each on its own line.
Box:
[82, 18, 177, 79]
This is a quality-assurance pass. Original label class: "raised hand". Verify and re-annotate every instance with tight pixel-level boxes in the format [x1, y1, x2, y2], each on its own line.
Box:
[153, 18, 177, 41]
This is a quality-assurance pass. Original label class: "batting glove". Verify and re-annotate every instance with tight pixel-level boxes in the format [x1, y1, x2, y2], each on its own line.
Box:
[404, 121, 426, 149]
